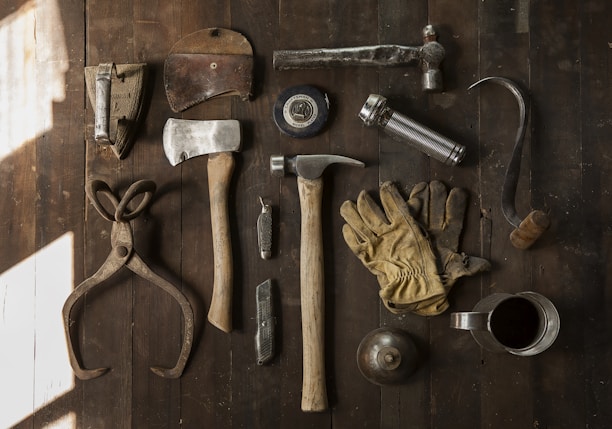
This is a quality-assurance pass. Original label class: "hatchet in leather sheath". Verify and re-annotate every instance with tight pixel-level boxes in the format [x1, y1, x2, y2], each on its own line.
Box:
[162, 28, 253, 333]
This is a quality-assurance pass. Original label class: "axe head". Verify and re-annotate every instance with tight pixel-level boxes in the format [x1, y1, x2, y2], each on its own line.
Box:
[163, 118, 242, 166]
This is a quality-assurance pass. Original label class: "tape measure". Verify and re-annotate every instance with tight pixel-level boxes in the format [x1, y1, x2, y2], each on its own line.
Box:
[273, 85, 329, 138]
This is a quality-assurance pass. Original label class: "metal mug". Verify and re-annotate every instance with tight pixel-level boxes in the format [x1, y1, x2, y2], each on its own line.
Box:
[450, 292, 560, 356]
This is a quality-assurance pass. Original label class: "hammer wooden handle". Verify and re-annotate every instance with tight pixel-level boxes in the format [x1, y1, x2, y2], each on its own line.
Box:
[207, 152, 234, 333]
[297, 176, 328, 412]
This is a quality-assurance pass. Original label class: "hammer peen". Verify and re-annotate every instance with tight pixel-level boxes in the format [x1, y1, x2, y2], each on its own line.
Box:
[273, 25, 445, 92]
[271, 154, 364, 412]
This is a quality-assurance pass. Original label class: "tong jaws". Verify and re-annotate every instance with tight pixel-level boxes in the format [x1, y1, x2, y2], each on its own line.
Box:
[62, 179, 194, 379]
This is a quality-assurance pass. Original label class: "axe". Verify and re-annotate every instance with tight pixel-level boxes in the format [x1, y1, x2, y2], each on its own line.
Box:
[162, 28, 253, 332]
[163, 118, 241, 332]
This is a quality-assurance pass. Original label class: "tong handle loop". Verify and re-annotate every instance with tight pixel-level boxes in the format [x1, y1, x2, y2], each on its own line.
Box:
[86, 180, 119, 221]
[115, 180, 156, 222]
[85, 179, 156, 222]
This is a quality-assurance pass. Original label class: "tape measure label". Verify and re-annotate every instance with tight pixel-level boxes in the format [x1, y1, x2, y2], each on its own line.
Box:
[282, 94, 318, 129]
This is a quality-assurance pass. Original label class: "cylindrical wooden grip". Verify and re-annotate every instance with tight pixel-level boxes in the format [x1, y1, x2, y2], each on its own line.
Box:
[510, 210, 550, 250]
[207, 152, 235, 333]
[297, 176, 328, 412]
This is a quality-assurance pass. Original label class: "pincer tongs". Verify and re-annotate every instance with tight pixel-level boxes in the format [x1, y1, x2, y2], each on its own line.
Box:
[62, 179, 194, 380]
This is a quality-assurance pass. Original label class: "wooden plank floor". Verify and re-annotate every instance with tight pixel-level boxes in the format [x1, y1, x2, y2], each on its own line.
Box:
[1, 0, 611, 428]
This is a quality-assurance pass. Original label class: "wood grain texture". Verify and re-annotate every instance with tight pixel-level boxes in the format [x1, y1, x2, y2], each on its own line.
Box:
[207, 152, 236, 333]
[2, 0, 611, 428]
[296, 176, 327, 412]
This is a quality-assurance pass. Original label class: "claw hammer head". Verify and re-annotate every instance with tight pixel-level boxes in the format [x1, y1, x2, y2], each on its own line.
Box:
[270, 154, 364, 179]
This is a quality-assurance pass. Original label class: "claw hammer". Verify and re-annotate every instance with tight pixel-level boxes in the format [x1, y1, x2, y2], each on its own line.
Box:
[271, 154, 364, 412]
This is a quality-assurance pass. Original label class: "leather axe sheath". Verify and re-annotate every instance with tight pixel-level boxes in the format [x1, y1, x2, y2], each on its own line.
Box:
[164, 27, 253, 112]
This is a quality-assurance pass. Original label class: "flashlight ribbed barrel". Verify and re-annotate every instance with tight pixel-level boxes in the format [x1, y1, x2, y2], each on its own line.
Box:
[384, 112, 465, 166]
[359, 94, 466, 166]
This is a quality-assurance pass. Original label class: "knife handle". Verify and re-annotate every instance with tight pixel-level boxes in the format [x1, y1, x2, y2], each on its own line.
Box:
[257, 197, 273, 259]
[255, 279, 275, 365]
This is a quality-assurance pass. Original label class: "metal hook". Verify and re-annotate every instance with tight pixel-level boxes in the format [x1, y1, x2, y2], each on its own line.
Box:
[469, 77, 550, 249]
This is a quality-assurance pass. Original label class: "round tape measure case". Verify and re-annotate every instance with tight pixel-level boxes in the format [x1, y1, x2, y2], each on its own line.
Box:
[273, 85, 329, 138]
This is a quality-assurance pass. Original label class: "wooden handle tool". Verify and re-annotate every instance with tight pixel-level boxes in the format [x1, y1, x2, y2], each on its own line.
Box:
[207, 152, 235, 332]
[163, 119, 242, 333]
[297, 176, 328, 412]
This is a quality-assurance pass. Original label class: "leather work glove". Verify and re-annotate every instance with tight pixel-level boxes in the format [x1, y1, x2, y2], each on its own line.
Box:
[340, 181, 447, 315]
[406, 181, 491, 315]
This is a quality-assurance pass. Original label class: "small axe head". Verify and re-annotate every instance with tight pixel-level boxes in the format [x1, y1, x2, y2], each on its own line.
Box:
[270, 154, 364, 180]
[163, 118, 241, 166]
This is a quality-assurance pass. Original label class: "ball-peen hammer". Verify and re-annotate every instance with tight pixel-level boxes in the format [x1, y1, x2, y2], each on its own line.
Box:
[273, 25, 445, 92]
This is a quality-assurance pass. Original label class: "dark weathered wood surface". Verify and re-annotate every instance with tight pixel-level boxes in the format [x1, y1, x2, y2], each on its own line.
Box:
[1, 0, 611, 428]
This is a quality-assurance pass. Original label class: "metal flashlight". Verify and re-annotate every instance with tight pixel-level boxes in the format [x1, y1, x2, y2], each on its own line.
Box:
[359, 94, 465, 166]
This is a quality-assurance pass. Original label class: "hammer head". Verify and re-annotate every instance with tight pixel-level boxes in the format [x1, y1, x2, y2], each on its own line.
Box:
[163, 118, 241, 166]
[270, 154, 364, 180]
[420, 25, 445, 92]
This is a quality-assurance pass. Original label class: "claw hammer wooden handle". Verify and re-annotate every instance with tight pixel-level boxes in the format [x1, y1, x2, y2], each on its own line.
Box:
[297, 175, 328, 412]
[207, 152, 234, 333]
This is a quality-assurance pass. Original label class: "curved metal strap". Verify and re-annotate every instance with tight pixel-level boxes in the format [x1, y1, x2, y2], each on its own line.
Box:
[469, 76, 528, 228]
[115, 180, 156, 222]
[85, 179, 118, 221]
[62, 246, 129, 379]
[126, 253, 195, 378]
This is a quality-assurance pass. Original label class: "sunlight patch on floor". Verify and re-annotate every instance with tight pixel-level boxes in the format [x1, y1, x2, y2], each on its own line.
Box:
[0, 232, 75, 429]
[0, 0, 68, 162]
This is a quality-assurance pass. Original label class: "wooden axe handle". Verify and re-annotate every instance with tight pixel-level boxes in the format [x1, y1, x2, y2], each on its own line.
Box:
[510, 210, 550, 250]
[207, 152, 235, 333]
[297, 176, 328, 412]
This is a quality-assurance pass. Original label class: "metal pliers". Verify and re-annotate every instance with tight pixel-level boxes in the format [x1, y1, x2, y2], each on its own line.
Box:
[62, 179, 194, 380]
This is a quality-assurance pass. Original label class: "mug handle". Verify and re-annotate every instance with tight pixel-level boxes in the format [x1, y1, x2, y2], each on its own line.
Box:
[450, 312, 489, 331]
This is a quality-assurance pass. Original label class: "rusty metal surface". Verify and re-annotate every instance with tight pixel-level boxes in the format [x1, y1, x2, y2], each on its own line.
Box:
[62, 180, 194, 380]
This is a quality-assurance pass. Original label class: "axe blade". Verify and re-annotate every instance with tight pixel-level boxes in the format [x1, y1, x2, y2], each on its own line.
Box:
[162, 118, 242, 166]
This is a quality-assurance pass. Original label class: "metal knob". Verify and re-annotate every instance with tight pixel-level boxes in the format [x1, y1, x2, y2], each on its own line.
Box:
[359, 94, 466, 166]
[356, 327, 418, 385]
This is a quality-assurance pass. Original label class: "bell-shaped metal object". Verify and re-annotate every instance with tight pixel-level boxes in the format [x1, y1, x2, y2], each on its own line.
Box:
[356, 328, 418, 386]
